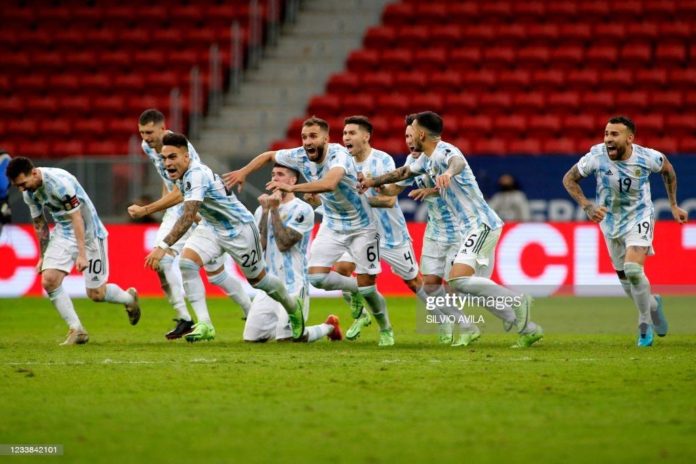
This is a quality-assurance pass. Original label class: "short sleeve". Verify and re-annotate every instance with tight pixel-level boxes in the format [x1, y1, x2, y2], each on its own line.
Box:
[23, 192, 43, 218]
[182, 170, 206, 202]
[325, 149, 349, 174]
[646, 149, 665, 173]
[442, 145, 465, 166]
[253, 206, 263, 225]
[409, 154, 428, 176]
[576, 152, 598, 177]
[53, 176, 81, 213]
[275, 148, 303, 172]
[286, 202, 314, 235]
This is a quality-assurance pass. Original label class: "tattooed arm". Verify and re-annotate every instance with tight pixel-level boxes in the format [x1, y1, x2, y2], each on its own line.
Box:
[367, 194, 397, 208]
[358, 165, 415, 192]
[660, 156, 688, 223]
[269, 207, 303, 252]
[145, 200, 200, 270]
[436, 156, 466, 189]
[257, 194, 270, 251]
[32, 215, 50, 258]
[562, 164, 607, 223]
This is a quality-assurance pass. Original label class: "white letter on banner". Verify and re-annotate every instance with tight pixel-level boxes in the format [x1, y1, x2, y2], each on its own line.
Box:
[573, 226, 623, 296]
[0, 226, 39, 296]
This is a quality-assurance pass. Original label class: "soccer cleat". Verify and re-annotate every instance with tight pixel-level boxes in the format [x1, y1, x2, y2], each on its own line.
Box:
[185, 322, 216, 343]
[511, 325, 544, 348]
[125, 287, 141, 326]
[451, 327, 481, 347]
[325, 314, 344, 341]
[165, 318, 195, 340]
[637, 323, 654, 347]
[512, 294, 532, 333]
[287, 297, 305, 340]
[60, 328, 89, 346]
[378, 328, 395, 346]
[350, 291, 366, 319]
[345, 309, 372, 340]
[651, 295, 668, 337]
[438, 322, 454, 345]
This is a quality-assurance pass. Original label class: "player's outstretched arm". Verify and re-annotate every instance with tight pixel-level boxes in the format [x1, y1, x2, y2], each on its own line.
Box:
[660, 156, 688, 224]
[358, 165, 414, 192]
[257, 194, 269, 251]
[436, 156, 466, 189]
[367, 194, 397, 208]
[269, 167, 344, 194]
[223, 151, 277, 192]
[409, 187, 439, 201]
[128, 187, 184, 219]
[563, 164, 606, 223]
[145, 200, 200, 270]
[379, 184, 406, 197]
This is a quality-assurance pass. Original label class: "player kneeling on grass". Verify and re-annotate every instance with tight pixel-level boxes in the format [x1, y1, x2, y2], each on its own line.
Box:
[563, 115, 688, 347]
[244, 165, 342, 343]
[7, 157, 140, 346]
[143, 133, 305, 342]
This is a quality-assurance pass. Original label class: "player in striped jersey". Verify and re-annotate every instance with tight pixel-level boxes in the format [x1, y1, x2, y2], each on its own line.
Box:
[144, 133, 305, 342]
[244, 165, 343, 342]
[359, 111, 543, 348]
[334, 116, 426, 340]
[7, 157, 140, 345]
[563, 116, 687, 347]
[130, 109, 251, 340]
[224, 117, 395, 346]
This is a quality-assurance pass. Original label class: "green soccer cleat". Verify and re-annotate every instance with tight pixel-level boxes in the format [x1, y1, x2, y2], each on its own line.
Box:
[350, 291, 367, 319]
[512, 294, 532, 333]
[511, 325, 543, 348]
[185, 322, 216, 343]
[451, 327, 481, 347]
[438, 322, 454, 345]
[346, 309, 372, 340]
[378, 328, 395, 347]
[287, 297, 305, 340]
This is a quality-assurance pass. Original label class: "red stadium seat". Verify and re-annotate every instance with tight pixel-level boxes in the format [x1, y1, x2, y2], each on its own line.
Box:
[48, 74, 81, 92]
[74, 120, 106, 135]
[380, 49, 412, 71]
[448, 3, 480, 23]
[560, 23, 592, 43]
[512, 92, 546, 114]
[496, 115, 527, 136]
[460, 70, 496, 90]
[680, 137, 696, 153]
[478, 92, 512, 113]
[445, 93, 478, 113]
[483, 46, 516, 69]
[599, 69, 633, 90]
[650, 91, 684, 111]
[635, 69, 668, 88]
[480, 2, 513, 21]
[457, 115, 493, 136]
[449, 47, 482, 70]
[360, 72, 394, 94]
[61, 96, 92, 114]
[615, 91, 650, 113]
[414, 3, 449, 26]
[619, 43, 652, 66]
[644, 1, 677, 20]
[654, 43, 687, 65]
[86, 140, 126, 156]
[471, 139, 507, 156]
[460, 25, 495, 44]
[430, 25, 462, 48]
[551, 45, 584, 69]
[341, 94, 374, 115]
[40, 119, 72, 137]
[562, 115, 597, 138]
[669, 69, 696, 89]
[497, 70, 531, 90]
[508, 138, 541, 154]
[626, 22, 659, 41]
[26, 96, 59, 114]
[346, 49, 379, 73]
[53, 141, 86, 157]
[546, 3, 577, 21]
[20, 142, 52, 158]
[419, 49, 447, 68]
[641, 137, 678, 155]
[546, 92, 581, 112]
[93, 95, 129, 116]
[381, 3, 415, 26]
[582, 91, 616, 113]
[395, 25, 429, 49]
[517, 46, 551, 67]
[592, 24, 627, 44]
[0, 96, 24, 116]
[585, 45, 618, 66]
[363, 26, 396, 49]
[411, 94, 444, 114]
[527, 115, 562, 137]
[7, 119, 39, 137]
[666, 114, 696, 136]
[450, 137, 472, 155]
[526, 24, 560, 43]
[108, 119, 136, 138]
[512, 3, 545, 21]
[577, 2, 609, 18]
[375, 94, 407, 116]
[326, 72, 358, 95]
[566, 69, 599, 89]
[393, 73, 427, 93]
[542, 138, 577, 154]
[495, 24, 526, 45]
[430, 71, 462, 94]
[531, 69, 564, 89]
[64, 51, 97, 71]
[658, 21, 692, 41]
[636, 115, 665, 138]
[307, 95, 341, 115]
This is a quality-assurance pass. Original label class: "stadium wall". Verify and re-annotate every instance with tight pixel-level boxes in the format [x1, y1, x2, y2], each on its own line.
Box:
[1, 222, 694, 298]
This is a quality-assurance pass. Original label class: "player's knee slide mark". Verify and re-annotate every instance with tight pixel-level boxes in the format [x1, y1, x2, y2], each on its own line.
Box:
[308, 273, 329, 288]
[623, 262, 645, 285]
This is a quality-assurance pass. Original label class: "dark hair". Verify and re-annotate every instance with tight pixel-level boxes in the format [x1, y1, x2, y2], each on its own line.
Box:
[414, 111, 444, 136]
[344, 115, 373, 134]
[6, 156, 34, 180]
[273, 163, 300, 180]
[161, 132, 189, 149]
[404, 113, 418, 126]
[302, 116, 329, 132]
[608, 115, 636, 134]
[139, 108, 165, 126]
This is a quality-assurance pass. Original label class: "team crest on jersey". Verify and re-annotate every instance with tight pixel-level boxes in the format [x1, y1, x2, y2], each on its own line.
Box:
[634, 168, 642, 176]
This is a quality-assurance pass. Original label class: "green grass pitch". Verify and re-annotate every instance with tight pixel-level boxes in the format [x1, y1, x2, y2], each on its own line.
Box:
[1, 295, 695, 464]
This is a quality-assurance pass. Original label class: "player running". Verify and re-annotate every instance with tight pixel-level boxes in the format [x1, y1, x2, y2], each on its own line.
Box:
[563, 115, 687, 347]
[7, 157, 140, 345]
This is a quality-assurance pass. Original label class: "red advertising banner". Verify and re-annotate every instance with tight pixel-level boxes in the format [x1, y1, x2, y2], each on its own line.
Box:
[1, 222, 694, 297]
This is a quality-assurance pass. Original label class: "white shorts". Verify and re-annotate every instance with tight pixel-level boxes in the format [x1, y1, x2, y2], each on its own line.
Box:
[308, 223, 381, 275]
[42, 234, 109, 289]
[183, 222, 265, 280]
[156, 208, 193, 255]
[243, 291, 310, 341]
[421, 236, 460, 278]
[338, 241, 419, 280]
[453, 225, 502, 279]
[603, 220, 655, 271]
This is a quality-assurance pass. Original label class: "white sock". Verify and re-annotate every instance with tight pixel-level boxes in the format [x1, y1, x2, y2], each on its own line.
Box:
[620, 277, 658, 312]
[308, 271, 358, 292]
[624, 263, 652, 325]
[104, 283, 134, 305]
[342, 290, 352, 304]
[159, 255, 190, 320]
[254, 273, 296, 313]
[208, 270, 252, 317]
[415, 285, 429, 304]
[179, 258, 211, 324]
[47, 286, 82, 329]
[448, 276, 517, 324]
[305, 323, 333, 342]
[359, 285, 391, 330]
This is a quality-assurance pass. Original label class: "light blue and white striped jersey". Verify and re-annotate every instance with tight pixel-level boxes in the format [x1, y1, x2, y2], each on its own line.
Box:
[577, 143, 664, 239]
[23, 167, 107, 241]
[275, 143, 373, 233]
[354, 148, 410, 249]
[177, 160, 254, 239]
[254, 198, 314, 295]
[0, 153, 11, 199]
[142, 136, 200, 216]
[410, 141, 503, 234]
[398, 153, 460, 244]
